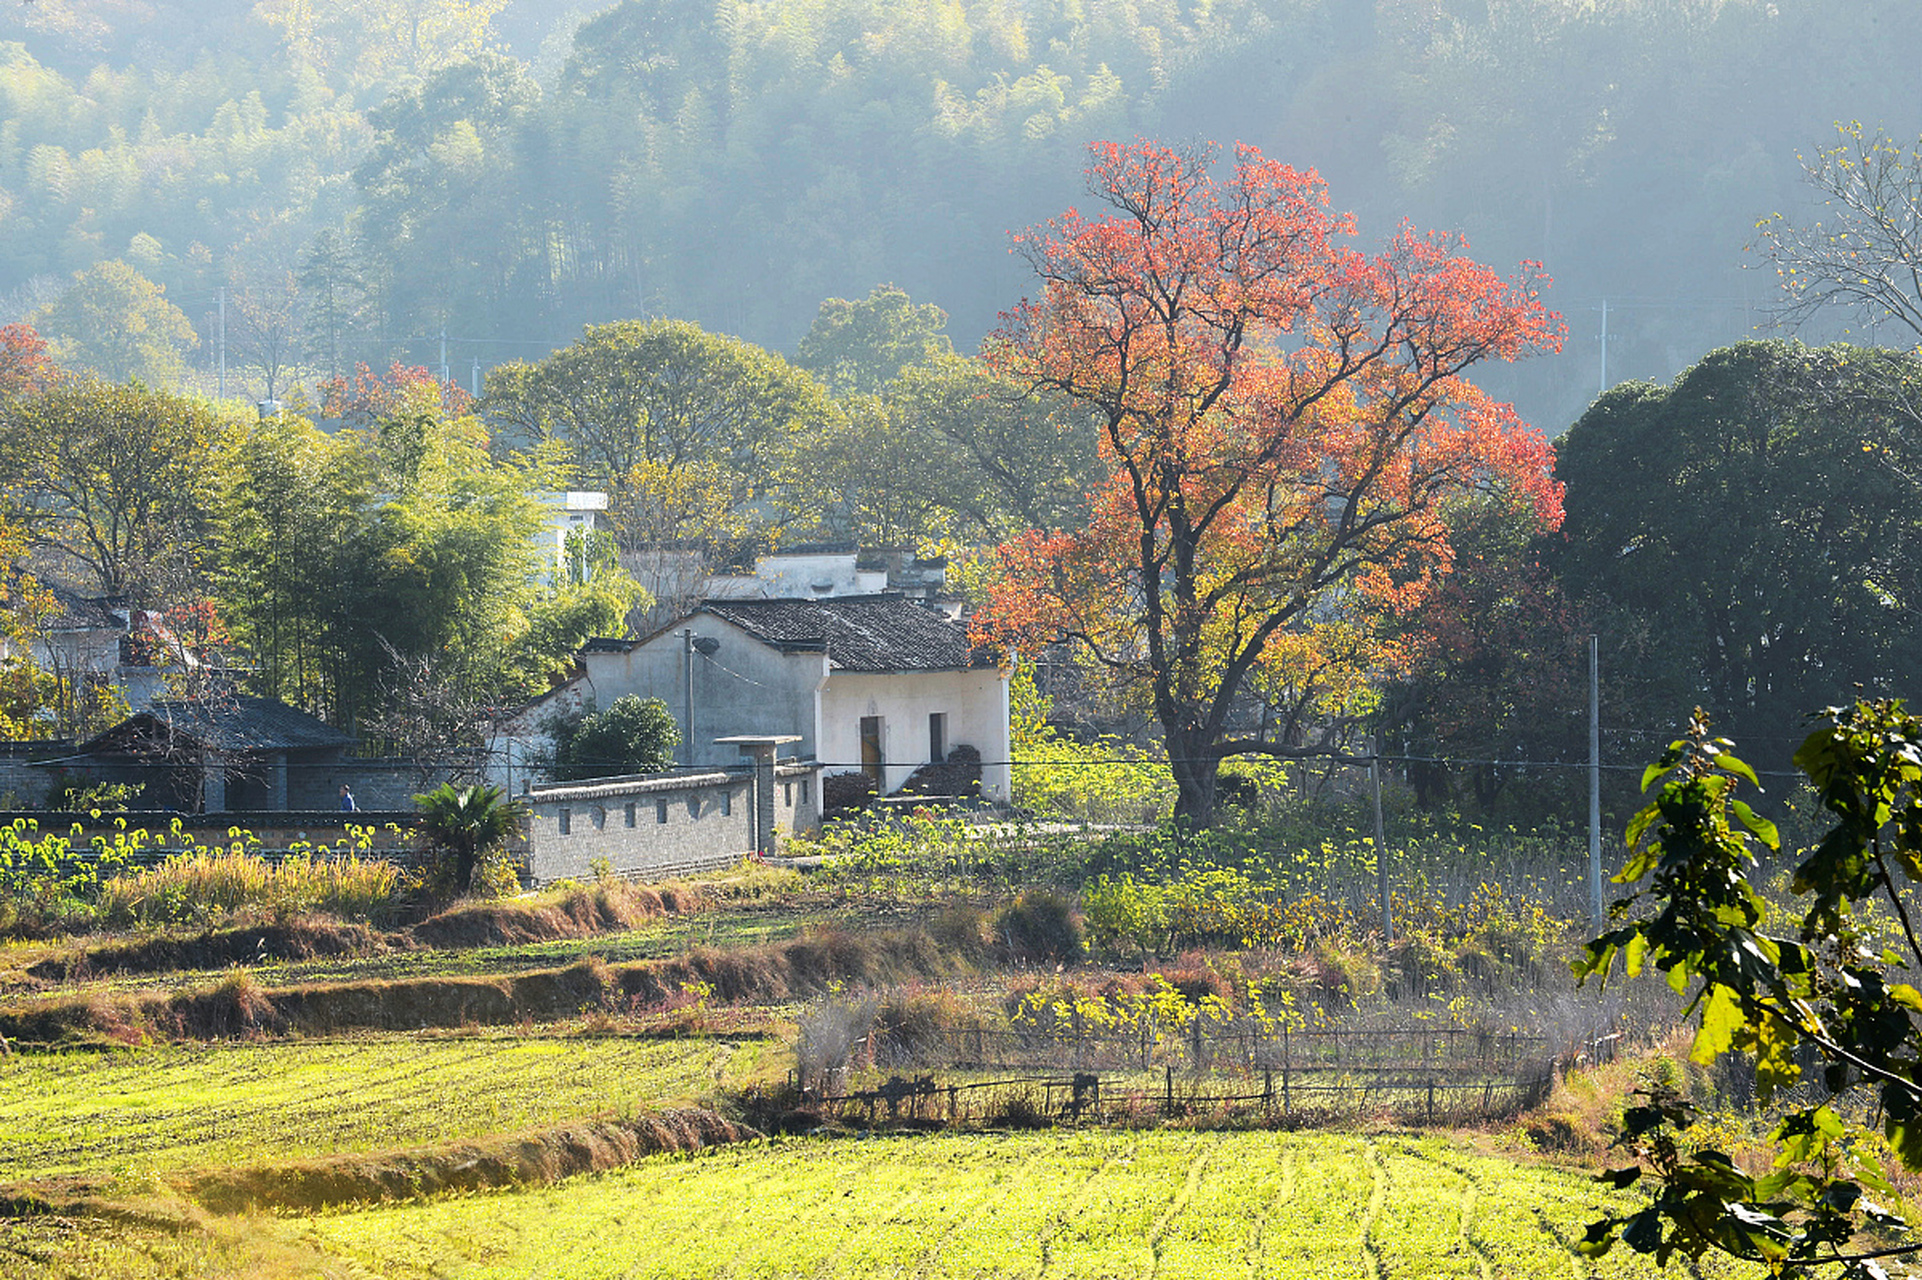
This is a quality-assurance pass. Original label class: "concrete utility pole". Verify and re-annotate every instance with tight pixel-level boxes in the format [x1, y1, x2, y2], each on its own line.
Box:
[1371, 754, 1392, 943]
[1598, 299, 1609, 395]
[217, 289, 227, 399]
[1589, 634, 1604, 931]
[438, 329, 449, 386]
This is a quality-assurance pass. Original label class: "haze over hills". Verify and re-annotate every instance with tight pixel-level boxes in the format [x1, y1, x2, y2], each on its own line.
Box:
[2, 0, 1918, 431]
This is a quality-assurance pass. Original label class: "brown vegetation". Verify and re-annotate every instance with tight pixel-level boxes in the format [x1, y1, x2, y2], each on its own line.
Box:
[412, 880, 699, 948]
[0, 925, 968, 1045]
[178, 1108, 756, 1214]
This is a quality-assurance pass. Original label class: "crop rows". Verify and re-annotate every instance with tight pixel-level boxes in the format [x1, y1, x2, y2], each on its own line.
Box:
[0, 1035, 743, 1181]
[306, 1130, 1731, 1278]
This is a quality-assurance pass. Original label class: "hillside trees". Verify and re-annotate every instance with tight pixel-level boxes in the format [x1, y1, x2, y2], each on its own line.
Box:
[1553, 341, 1922, 772]
[972, 140, 1564, 827]
[31, 261, 199, 385]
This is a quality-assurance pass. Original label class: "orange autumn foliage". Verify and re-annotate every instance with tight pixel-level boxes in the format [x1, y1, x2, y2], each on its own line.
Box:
[971, 139, 1564, 824]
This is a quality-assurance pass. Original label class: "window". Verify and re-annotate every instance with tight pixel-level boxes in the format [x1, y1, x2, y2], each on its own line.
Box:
[860, 715, 884, 785]
[720, 789, 731, 817]
[783, 781, 793, 807]
[800, 779, 810, 806]
[624, 803, 636, 828]
[557, 808, 572, 835]
[929, 713, 947, 764]
[592, 806, 606, 830]
[656, 799, 668, 824]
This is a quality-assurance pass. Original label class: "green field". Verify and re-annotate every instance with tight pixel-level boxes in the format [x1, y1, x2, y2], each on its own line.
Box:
[292, 1130, 1716, 1279]
[0, 1034, 758, 1183]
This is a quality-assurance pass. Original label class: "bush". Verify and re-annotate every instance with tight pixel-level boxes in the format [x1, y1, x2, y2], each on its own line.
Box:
[993, 890, 1083, 964]
[551, 695, 679, 781]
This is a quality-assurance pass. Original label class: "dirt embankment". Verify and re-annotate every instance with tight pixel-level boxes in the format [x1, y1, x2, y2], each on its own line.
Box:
[180, 1108, 756, 1214]
[2, 926, 960, 1044]
[21, 881, 703, 987]
[0, 1108, 756, 1224]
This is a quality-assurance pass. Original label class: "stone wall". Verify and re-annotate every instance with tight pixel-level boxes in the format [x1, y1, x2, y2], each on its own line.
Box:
[521, 762, 821, 885]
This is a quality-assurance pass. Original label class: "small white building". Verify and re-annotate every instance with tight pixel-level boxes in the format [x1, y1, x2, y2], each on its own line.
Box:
[532, 491, 609, 584]
[492, 594, 1011, 802]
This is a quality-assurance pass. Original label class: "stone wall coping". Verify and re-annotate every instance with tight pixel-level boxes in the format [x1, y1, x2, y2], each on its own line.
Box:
[523, 770, 744, 804]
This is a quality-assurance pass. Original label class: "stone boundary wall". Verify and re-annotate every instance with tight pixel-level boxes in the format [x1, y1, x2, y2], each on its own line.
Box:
[521, 762, 820, 885]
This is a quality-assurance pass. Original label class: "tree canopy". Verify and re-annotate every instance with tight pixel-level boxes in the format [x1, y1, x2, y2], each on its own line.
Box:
[972, 139, 1563, 826]
[1553, 340, 1922, 772]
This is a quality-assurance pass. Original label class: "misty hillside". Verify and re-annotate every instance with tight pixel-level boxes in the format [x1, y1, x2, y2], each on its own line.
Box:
[2, 0, 1919, 430]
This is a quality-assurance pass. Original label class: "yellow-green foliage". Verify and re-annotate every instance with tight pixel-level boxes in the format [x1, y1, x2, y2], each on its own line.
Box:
[95, 846, 405, 928]
[1009, 661, 1175, 823]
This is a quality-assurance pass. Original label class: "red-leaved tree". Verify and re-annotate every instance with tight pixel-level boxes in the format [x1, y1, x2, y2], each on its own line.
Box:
[0, 324, 54, 399]
[971, 140, 1565, 825]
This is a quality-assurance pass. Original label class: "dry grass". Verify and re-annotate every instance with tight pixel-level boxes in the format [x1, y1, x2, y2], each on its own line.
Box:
[176, 1108, 756, 1214]
[95, 852, 405, 929]
[0, 924, 971, 1044]
[412, 878, 700, 949]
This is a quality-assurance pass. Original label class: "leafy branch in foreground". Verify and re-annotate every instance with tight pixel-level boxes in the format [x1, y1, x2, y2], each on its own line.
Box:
[1575, 702, 1922, 1278]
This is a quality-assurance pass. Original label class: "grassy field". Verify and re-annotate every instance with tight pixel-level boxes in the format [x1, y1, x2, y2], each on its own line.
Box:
[0, 1034, 761, 1184]
[274, 1130, 1722, 1279]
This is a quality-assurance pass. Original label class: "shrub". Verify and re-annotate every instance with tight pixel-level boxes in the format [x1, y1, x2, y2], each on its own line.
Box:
[993, 890, 1083, 964]
[550, 695, 679, 781]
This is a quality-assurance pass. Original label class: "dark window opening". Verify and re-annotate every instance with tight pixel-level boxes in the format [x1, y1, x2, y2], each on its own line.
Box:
[860, 716, 884, 785]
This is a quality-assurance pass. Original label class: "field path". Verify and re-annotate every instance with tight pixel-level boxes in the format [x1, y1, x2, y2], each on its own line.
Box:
[1145, 1130, 1218, 1275]
[1244, 1143, 1297, 1279]
[1359, 1140, 1387, 1280]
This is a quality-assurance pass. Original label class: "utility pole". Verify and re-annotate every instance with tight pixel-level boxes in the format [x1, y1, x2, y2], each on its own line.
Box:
[438, 329, 449, 387]
[471, 356, 481, 399]
[217, 289, 227, 399]
[681, 628, 695, 768]
[1371, 754, 1392, 943]
[1598, 298, 1609, 395]
[1589, 634, 1604, 931]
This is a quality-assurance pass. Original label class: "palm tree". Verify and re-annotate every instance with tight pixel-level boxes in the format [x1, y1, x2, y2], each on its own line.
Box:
[414, 782, 525, 894]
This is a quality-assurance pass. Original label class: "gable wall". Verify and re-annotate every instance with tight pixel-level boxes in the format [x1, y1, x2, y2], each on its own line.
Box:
[819, 667, 1011, 800]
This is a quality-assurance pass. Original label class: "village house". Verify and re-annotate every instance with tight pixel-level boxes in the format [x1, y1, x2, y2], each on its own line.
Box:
[491, 592, 1012, 805]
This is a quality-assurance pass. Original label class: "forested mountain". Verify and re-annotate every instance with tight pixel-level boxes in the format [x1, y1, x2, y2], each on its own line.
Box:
[2, 0, 1920, 429]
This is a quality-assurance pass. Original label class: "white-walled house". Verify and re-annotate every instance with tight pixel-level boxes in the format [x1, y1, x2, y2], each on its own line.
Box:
[491, 595, 1012, 802]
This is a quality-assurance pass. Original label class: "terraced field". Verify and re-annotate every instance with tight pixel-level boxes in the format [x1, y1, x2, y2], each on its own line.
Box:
[0, 1034, 757, 1182]
[298, 1130, 1723, 1279]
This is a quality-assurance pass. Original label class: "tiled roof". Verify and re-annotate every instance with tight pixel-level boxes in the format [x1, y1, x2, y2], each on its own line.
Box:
[79, 696, 356, 754]
[42, 585, 124, 633]
[698, 595, 990, 672]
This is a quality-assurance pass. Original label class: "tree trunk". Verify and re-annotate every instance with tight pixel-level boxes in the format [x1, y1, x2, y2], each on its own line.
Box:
[1168, 729, 1220, 828]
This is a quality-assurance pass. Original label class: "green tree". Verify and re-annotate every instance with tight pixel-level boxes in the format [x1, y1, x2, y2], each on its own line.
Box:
[0, 378, 233, 601]
[30, 260, 199, 386]
[1576, 702, 1922, 1276]
[299, 229, 368, 381]
[481, 319, 835, 551]
[550, 694, 679, 782]
[413, 780, 524, 895]
[218, 386, 642, 732]
[1553, 340, 1922, 771]
[794, 284, 954, 396]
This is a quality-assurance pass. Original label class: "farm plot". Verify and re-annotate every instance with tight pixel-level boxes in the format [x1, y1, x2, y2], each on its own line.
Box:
[302, 1130, 1736, 1279]
[0, 1034, 751, 1182]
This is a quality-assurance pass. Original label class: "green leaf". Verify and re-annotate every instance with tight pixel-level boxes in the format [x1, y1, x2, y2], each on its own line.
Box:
[1730, 800, 1780, 850]
[1691, 984, 1742, 1065]
[1717, 752, 1760, 789]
